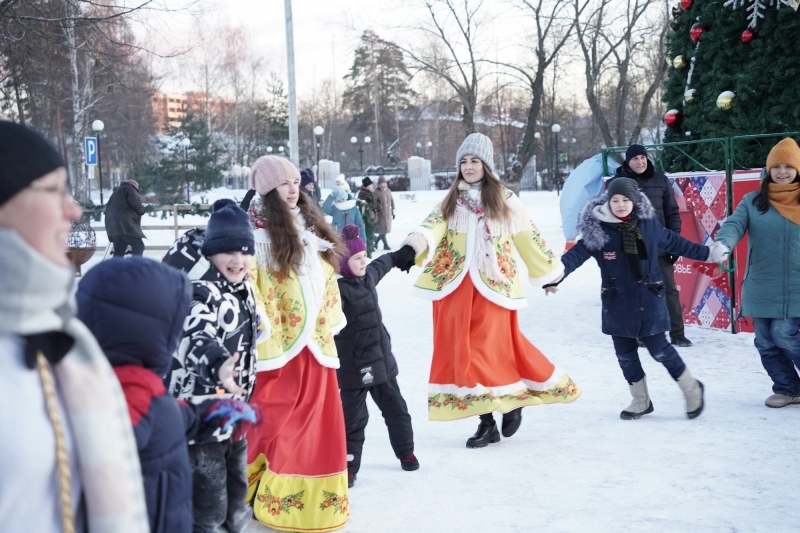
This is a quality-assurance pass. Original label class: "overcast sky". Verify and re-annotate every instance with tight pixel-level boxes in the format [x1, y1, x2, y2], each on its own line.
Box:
[152, 0, 545, 98]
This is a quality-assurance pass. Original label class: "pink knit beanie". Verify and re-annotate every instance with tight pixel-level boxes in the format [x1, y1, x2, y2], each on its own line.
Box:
[250, 156, 300, 196]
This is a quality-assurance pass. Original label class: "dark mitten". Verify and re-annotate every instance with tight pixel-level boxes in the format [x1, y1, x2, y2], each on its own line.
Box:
[668, 254, 680, 265]
[391, 245, 416, 273]
[239, 189, 257, 211]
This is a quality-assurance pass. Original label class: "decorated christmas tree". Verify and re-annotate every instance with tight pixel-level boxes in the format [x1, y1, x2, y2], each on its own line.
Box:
[662, 0, 800, 170]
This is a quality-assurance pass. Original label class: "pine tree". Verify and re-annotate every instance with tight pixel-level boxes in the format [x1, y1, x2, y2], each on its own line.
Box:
[343, 31, 415, 162]
[662, 0, 800, 170]
[135, 112, 224, 202]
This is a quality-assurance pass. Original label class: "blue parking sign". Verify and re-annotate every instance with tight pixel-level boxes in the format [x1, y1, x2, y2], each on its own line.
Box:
[85, 137, 98, 166]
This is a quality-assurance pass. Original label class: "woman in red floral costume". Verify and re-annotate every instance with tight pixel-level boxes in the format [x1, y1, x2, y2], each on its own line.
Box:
[244, 155, 350, 532]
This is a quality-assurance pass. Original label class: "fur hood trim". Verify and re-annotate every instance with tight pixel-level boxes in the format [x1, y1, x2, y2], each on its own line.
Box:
[577, 191, 655, 251]
[334, 199, 357, 211]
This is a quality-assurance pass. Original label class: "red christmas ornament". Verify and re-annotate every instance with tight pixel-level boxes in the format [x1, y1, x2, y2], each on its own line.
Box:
[664, 109, 682, 128]
[742, 29, 754, 43]
[690, 23, 703, 42]
[680, 0, 693, 10]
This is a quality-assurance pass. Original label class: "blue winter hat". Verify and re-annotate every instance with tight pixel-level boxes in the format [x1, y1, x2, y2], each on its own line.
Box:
[625, 144, 648, 163]
[300, 169, 314, 187]
[201, 199, 255, 257]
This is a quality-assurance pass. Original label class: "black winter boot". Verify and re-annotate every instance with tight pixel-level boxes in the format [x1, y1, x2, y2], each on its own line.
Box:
[348, 472, 356, 488]
[400, 454, 419, 471]
[501, 408, 523, 438]
[670, 334, 693, 347]
[466, 413, 500, 448]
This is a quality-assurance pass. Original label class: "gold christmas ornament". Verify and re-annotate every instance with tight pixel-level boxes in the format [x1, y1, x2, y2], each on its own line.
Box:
[673, 55, 688, 68]
[665, 54, 673, 66]
[716, 91, 735, 110]
[684, 89, 698, 102]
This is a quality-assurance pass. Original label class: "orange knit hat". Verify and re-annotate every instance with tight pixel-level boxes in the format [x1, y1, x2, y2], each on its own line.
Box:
[766, 137, 800, 173]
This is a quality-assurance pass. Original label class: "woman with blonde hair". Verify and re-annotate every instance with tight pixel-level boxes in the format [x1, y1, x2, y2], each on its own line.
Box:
[395, 133, 581, 448]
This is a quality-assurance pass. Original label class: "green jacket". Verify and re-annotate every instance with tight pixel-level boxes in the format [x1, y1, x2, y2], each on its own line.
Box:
[716, 191, 800, 319]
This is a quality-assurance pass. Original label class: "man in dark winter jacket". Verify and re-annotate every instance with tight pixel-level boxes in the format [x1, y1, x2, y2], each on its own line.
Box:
[335, 224, 418, 489]
[609, 144, 692, 347]
[76, 258, 258, 533]
[105, 179, 146, 257]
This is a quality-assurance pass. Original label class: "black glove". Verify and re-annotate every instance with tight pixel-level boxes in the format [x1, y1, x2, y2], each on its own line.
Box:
[239, 189, 257, 211]
[668, 254, 680, 265]
[392, 213, 395, 220]
[391, 245, 416, 273]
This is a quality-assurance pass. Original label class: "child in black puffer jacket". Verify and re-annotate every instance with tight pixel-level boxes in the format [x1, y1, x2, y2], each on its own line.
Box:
[335, 224, 419, 488]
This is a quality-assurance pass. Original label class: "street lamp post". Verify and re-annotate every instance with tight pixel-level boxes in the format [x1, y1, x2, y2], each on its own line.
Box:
[415, 142, 422, 156]
[181, 137, 191, 203]
[551, 124, 561, 195]
[570, 137, 577, 172]
[92, 120, 105, 205]
[534, 132, 541, 190]
[314, 125, 324, 166]
[350, 136, 371, 172]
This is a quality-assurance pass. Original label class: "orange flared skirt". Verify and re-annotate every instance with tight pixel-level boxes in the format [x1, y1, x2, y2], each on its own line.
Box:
[428, 278, 580, 421]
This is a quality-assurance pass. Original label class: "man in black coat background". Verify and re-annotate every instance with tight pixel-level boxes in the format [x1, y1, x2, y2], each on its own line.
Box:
[104, 179, 146, 257]
[609, 144, 692, 347]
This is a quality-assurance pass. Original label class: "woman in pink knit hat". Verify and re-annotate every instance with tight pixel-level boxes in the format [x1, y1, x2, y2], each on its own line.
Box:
[243, 155, 351, 532]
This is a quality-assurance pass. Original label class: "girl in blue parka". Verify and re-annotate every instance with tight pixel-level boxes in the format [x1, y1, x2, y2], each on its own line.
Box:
[547, 178, 728, 420]
[323, 186, 366, 240]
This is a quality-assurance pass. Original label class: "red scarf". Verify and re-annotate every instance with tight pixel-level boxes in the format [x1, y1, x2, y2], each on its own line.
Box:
[113, 365, 166, 426]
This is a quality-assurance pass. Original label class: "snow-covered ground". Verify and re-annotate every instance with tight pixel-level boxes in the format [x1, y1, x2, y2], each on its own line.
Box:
[86, 189, 800, 532]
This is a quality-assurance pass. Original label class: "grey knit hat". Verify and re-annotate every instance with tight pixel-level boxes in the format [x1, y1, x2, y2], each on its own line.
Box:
[456, 133, 495, 175]
[607, 177, 640, 204]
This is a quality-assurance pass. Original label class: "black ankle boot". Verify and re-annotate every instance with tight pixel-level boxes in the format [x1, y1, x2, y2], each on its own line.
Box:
[501, 408, 523, 438]
[466, 414, 500, 448]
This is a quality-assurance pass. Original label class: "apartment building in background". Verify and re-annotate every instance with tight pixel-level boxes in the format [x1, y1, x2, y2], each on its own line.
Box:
[151, 91, 235, 133]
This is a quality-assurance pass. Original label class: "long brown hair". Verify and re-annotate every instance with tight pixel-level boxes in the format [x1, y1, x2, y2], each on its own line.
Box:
[754, 170, 800, 213]
[440, 162, 511, 222]
[258, 190, 344, 275]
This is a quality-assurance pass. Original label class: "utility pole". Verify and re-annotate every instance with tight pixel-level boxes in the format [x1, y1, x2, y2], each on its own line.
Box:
[284, 0, 299, 166]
